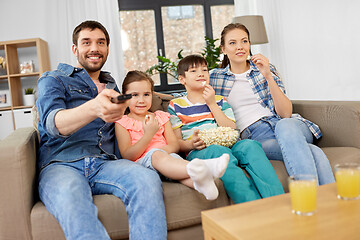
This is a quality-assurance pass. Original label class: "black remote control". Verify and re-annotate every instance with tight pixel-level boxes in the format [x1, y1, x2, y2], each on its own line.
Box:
[110, 94, 132, 103]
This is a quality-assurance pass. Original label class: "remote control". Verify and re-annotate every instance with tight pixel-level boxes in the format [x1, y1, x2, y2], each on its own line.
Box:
[110, 94, 132, 103]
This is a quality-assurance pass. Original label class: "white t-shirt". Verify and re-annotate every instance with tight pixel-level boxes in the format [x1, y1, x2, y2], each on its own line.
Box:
[227, 70, 272, 132]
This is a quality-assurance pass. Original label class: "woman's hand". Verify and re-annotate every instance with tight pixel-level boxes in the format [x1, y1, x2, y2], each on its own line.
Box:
[251, 54, 272, 80]
[142, 113, 160, 137]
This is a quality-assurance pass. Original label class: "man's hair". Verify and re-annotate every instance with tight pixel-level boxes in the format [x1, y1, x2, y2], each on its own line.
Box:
[177, 54, 208, 77]
[72, 20, 110, 46]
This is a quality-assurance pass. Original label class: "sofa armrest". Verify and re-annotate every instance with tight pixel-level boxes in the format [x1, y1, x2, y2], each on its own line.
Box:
[292, 100, 360, 148]
[0, 127, 38, 239]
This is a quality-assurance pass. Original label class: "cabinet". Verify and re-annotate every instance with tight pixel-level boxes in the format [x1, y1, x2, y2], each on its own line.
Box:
[0, 38, 50, 139]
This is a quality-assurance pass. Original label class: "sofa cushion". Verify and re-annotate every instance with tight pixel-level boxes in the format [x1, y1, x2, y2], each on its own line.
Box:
[31, 180, 229, 240]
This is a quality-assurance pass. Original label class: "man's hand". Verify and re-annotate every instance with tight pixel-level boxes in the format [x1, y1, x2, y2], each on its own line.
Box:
[191, 130, 206, 150]
[93, 89, 128, 123]
[203, 84, 216, 107]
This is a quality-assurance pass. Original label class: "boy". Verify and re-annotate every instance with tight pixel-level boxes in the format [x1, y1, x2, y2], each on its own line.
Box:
[168, 54, 284, 203]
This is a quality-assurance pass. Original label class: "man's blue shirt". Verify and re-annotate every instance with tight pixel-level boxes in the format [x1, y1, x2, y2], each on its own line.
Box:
[36, 63, 120, 170]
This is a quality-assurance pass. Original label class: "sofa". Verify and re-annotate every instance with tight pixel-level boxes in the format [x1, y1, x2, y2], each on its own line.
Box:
[1, 99, 360, 240]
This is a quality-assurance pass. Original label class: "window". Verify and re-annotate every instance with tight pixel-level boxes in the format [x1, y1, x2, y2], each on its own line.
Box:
[118, 0, 234, 93]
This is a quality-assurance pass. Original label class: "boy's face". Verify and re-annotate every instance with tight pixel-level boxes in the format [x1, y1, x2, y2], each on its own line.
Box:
[179, 64, 209, 91]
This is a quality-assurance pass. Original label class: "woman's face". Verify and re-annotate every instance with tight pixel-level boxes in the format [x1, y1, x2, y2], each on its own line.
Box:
[221, 28, 251, 65]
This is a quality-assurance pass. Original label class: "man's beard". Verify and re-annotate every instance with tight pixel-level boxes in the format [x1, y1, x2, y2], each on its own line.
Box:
[77, 51, 107, 73]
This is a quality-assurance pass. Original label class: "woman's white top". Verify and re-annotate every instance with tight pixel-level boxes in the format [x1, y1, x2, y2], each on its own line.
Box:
[227, 70, 273, 132]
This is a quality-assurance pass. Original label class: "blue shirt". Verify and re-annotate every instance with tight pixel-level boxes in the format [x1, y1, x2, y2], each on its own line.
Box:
[209, 61, 322, 139]
[36, 63, 119, 170]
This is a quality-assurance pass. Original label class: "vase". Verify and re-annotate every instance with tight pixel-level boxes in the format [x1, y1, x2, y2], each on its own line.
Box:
[23, 94, 36, 106]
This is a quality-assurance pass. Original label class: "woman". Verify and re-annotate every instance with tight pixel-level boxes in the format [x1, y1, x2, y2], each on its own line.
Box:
[209, 23, 334, 185]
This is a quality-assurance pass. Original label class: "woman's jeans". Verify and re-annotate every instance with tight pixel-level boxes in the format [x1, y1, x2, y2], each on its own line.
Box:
[187, 140, 284, 204]
[241, 116, 335, 185]
[38, 156, 167, 240]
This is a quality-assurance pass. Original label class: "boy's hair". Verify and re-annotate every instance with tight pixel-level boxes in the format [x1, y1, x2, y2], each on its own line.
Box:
[72, 20, 110, 46]
[177, 55, 208, 77]
[122, 70, 154, 94]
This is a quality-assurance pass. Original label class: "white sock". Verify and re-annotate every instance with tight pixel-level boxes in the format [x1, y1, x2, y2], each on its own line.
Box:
[199, 153, 230, 179]
[186, 159, 219, 200]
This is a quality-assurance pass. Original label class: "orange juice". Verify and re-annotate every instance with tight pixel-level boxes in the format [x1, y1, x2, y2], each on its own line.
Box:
[335, 168, 360, 200]
[289, 179, 317, 215]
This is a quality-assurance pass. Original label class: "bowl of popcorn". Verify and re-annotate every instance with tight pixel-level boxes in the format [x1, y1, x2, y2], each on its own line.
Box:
[198, 127, 240, 148]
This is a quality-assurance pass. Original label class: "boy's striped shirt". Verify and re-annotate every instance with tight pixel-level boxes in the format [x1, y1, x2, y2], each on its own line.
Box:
[168, 95, 235, 140]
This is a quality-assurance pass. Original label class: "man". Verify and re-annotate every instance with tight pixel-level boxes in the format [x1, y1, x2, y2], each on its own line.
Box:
[36, 20, 166, 240]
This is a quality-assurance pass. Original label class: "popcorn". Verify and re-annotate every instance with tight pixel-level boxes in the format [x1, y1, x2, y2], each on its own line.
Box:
[198, 127, 240, 148]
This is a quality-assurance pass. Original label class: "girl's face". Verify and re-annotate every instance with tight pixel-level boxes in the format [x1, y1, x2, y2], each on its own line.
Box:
[125, 80, 153, 117]
[221, 28, 251, 65]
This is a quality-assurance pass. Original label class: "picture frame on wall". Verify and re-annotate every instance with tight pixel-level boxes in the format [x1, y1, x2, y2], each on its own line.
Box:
[0, 90, 11, 107]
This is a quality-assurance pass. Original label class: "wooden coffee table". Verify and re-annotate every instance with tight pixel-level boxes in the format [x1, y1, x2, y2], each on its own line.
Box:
[201, 183, 360, 240]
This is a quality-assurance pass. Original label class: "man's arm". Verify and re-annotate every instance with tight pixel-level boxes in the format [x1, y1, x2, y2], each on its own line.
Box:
[55, 89, 128, 136]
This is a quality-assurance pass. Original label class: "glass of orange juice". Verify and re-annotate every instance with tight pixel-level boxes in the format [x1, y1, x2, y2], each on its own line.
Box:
[334, 163, 360, 200]
[288, 174, 317, 216]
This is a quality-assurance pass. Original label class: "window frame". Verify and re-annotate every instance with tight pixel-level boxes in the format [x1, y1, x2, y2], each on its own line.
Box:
[118, 0, 234, 93]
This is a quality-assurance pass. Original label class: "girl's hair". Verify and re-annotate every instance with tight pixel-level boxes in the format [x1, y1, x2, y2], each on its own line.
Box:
[220, 23, 251, 68]
[122, 70, 154, 94]
[177, 54, 208, 77]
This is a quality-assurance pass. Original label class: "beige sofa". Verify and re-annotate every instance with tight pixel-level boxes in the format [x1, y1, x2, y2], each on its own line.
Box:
[1, 99, 360, 240]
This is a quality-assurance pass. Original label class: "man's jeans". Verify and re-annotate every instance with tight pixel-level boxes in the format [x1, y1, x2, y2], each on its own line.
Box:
[38, 156, 167, 240]
[241, 116, 335, 185]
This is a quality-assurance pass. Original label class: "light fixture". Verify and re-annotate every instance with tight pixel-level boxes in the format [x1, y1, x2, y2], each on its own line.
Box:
[232, 15, 268, 45]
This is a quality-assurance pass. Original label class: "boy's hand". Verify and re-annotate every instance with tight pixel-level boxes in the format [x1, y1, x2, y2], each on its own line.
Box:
[203, 84, 216, 107]
[191, 130, 206, 150]
[142, 113, 160, 137]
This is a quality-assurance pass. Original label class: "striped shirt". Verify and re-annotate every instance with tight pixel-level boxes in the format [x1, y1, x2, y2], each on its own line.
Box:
[168, 95, 235, 140]
[209, 61, 322, 139]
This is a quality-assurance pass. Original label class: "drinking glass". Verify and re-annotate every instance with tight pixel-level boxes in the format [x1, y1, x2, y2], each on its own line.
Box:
[288, 174, 317, 216]
[334, 163, 360, 200]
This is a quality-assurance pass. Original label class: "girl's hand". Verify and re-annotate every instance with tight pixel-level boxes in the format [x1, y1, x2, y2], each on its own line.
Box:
[251, 54, 272, 79]
[203, 84, 216, 107]
[191, 130, 206, 150]
[142, 113, 160, 137]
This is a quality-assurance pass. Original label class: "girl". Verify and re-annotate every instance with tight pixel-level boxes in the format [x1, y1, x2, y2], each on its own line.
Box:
[209, 23, 335, 185]
[115, 70, 229, 200]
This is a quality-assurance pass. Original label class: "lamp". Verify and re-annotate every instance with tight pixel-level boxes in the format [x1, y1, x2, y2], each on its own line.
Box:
[232, 15, 268, 45]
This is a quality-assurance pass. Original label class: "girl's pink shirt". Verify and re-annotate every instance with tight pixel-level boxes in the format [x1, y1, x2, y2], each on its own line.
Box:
[115, 110, 170, 161]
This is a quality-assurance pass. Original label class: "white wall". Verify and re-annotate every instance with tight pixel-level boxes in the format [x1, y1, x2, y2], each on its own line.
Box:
[235, 0, 360, 100]
[0, 0, 125, 86]
[1, 0, 359, 100]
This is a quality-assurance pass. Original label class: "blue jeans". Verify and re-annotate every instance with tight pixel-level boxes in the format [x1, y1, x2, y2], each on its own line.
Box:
[241, 116, 335, 185]
[187, 141, 284, 204]
[38, 156, 167, 240]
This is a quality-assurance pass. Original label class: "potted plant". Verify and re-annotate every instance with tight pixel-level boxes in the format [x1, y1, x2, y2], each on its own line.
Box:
[23, 87, 36, 106]
[146, 36, 221, 80]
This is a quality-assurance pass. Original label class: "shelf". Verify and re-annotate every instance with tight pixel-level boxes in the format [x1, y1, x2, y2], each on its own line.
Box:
[0, 38, 50, 135]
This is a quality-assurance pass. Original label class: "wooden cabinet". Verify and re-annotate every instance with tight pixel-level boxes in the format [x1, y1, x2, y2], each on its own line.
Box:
[0, 38, 50, 138]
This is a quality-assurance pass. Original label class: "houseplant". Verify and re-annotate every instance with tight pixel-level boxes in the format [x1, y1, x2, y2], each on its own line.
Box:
[146, 36, 222, 80]
[23, 87, 36, 106]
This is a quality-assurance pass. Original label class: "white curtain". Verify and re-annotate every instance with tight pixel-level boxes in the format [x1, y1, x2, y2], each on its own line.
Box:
[43, 0, 126, 87]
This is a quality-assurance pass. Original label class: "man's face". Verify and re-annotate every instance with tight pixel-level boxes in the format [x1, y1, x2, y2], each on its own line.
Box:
[72, 28, 109, 73]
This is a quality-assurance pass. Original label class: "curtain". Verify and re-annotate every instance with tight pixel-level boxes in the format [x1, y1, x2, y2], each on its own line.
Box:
[43, 0, 126, 86]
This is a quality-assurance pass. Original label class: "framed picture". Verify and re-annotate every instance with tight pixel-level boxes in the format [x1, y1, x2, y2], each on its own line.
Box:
[0, 90, 11, 107]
